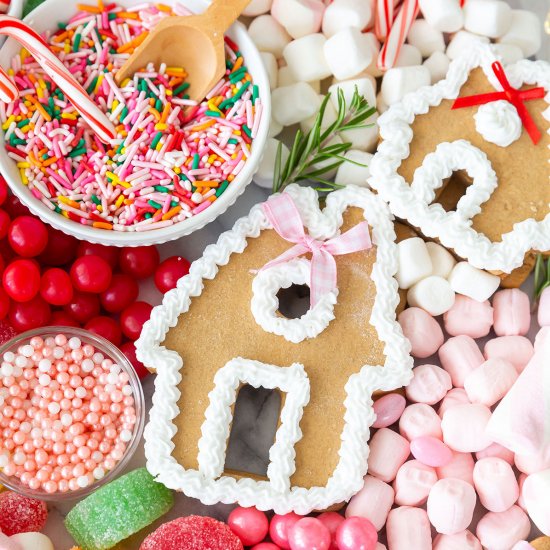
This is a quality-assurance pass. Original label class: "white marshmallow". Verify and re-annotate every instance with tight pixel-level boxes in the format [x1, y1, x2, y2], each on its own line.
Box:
[362, 33, 383, 78]
[423, 52, 451, 84]
[396, 238, 433, 290]
[321, 0, 372, 37]
[492, 43, 525, 64]
[329, 78, 376, 111]
[268, 116, 283, 137]
[498, 10, 542, 58]
[283, 34, 332, 82]
[381, 66, 431, 106]
[271, 82, 321, 126]
[271, 0, 325, 39]
[419, 0, 464, 33]
[248, 15, 292, 58]
[324, 27, 374, 81]
[339, 111, 379, 152]
[10, 533, 54, 550]
[260, 52, 278, 90]
[407, 276, 456, 316]
[407, 19, 446, 57]
[394, 44, 423, 68]
[335, 150, 372, 187]
[447, 31, 490, 61]
[278, 66, 321, 92]
[464, 0, 512, 38]
[448, 262, 500, 303]
[376, 92, 389, 114]
[300, 94, 338, 132]
[243, 0, 272, 16]
[254, 138, 290, 189]
[426, 242, 456, 279]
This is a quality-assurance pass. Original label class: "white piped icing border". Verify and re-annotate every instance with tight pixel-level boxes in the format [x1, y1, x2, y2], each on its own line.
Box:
[369, 43, 550, 273]
[136, 184, 413, 514]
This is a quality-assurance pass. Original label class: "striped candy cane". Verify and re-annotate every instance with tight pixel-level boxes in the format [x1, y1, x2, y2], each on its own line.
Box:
[0, 15, 116, 143]
[375, 0, 395, 41]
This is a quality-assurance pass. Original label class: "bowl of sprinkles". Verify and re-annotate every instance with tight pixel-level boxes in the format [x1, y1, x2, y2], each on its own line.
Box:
[0, 0, 270, 246]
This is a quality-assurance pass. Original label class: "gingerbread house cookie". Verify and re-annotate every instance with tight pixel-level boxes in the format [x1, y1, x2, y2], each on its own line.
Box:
[136, 184, 412, 514]
[369, 43, 550, 278]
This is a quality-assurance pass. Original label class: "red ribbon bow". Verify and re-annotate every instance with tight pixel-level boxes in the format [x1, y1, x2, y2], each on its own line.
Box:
[452, 61, 546, 145]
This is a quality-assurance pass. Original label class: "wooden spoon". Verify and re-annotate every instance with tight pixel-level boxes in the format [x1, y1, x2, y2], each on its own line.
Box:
[115, 0, 251, 102]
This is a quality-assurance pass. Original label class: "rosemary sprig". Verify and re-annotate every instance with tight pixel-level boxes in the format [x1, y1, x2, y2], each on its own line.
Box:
[534, 253, 550, 300]
[272, 88, 376, 194]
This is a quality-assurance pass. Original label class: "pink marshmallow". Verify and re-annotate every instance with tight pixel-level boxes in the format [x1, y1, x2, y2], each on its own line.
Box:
[535, 326, 550, 351]
[393, 460, 437, 506]
[433, 531, 482, 550]
[522, 469, 550, 534]
[410, 436, 453, 468]
[399, 403, 442, 441]
[438, 388, 470, 418]
[476, 506, 531, 550]
[345, 475, 394, 530]
[475, 442, 514, 465]
[398, 307, 444, 358]
[436, 451, 475, 486]
[386, 506, 432, 550]
[372, 393, 406, 429]
[517, 473, 527, 511]
[492, 289, 531, 336]
[367, 428, 410, 482]
[515, 444, 550, 475]
[405, 364, 452, 405]
[473, 457, 519, 512]
[441, 403, 493, 452]
[463, 358, 518, 407]
[484, 335, 534, 374]
[443, 295, 493, 338]
[438, 335, 484, 387]
[427, 478, 476, 535]
[538, 287, 550, 327]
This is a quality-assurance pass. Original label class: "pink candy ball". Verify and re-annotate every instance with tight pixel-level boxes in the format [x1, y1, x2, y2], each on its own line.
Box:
[317, 512, 344, 550]
[288, 518, 331, 550]
[228, 506, 269, 546]
[335, 517, 378, 550]
[372, 394, 406, 429]
[410, 436, 453, 467]
[270, 513, 301, 549]
[251, 544, 281, 550]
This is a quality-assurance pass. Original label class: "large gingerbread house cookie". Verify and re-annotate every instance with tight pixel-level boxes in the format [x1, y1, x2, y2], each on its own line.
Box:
[369, 43, 550, 276]
[136, 184, 412, 514]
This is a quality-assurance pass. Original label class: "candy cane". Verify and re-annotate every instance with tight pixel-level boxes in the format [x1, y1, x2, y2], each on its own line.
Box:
[0, 16, 116, 143]
[0, 2, 9, 15]
[375, 0, 395, 41]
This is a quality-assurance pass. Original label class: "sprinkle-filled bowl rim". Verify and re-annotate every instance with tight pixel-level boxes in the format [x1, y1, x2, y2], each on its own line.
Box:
[0, 0, 271, 246]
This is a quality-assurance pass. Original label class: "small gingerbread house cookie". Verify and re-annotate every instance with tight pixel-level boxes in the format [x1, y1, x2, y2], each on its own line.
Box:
[369, 43, 550, 276]
[136, 184, 412, 514]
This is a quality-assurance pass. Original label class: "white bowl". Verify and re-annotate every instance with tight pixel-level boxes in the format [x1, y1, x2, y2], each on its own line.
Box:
[0, 0, 270, 246]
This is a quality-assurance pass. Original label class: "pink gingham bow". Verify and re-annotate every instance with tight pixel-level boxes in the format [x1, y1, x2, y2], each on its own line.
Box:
[261, 193, 372, 307]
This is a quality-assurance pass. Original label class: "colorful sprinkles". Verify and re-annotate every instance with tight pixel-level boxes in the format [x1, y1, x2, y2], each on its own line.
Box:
[1, 2, 262, 231]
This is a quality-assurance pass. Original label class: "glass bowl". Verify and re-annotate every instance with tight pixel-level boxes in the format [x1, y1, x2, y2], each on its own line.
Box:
[0, 326, 145, 501]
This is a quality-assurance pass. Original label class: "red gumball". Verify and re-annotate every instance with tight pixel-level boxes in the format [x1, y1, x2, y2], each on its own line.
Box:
[120, 246, 159, 279]
[100, 273, 139, 313]
[228, 507, 269, 546]
[335, 517, 377, 550]
[270, 513, 301, 549]
[0, 287, 10, 320]
[85, 316, 122, 346]
[49, 311, 80, 328]
[4, 195, 28, 218]
[0, 176, 8, 206]
[120, 301, 153, 340]
[288, 518, 331, 550]
[120, 341, 149, 379]
[0, 491, 48, 535]
[9, 296, 51, 332]
[8, 216, 48, 258]
[40, 268, 73, 306]
[0, 209, 10, 240]
[39, 228, 78, 266]
[317, 512, 344, 550]
[77, 242, 119, 268]
[70, 255, 112, 293]
[154, 255, 191, 293]
[63, 292, 100, 324]
[3, 259, 41, 302]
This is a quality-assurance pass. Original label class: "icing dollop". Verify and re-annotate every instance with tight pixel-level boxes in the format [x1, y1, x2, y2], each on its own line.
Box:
[474, 100, 522, 147]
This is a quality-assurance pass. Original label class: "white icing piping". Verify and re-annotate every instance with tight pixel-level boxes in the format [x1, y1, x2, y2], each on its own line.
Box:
[474, 100, 522, 148]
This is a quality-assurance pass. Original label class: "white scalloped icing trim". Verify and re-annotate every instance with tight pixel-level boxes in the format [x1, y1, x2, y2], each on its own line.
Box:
[369, 43, 550, 273]
[136, 183, 413, 515]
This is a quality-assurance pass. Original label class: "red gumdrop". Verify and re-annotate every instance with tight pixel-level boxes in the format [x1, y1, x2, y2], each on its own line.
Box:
[270, 514, 301, 549]
[40, 268, 74, 306]
[120, 341, 149, 379]
[85, 316, 122, 346]
[154, 256, 191, 293]
[70, 255, 112, 294]
[63, 292, 100, 324]
[0, 492, 48, 535]
[49, 310, 80, 328]
[317, 512, 344, 550]
[39, 227, 78, 267]
[140, 516, 243, 550]
[228, 507, 269, 546]
[119, 246, 159, 279]
[0, 209, 10, 240]
[0, 176, 8, 206]
[4, 195, 29, 218]
[8, 216, 48, 258]
[3, 259, 41, 302]
[9, 296, 51, 332]
[100, 273, 139, 313]
[335, 517, 378, 550]
[77, 242, 119, 269]
[120, 301, 153, 340]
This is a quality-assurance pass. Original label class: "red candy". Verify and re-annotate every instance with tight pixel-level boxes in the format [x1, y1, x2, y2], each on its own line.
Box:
[0, 209, 10, 240]
[100, 274, 139, 313]
[270, 513, 301, 549]
[0, 321, 16, 345]
[49, 310, 80, 328]
[140, 516, 243, 550]
[335, 517, 378, 550]
[288, 517, 331, 550]
[317, 512, 344, 550]
[3, 259, 41, 302]
[8, 216, 48, 258]
[70, 255, 112, 294]
[228, 506, 269, 546]
[0, 492, 48, 536]
[85, 315, 123, 346]
[63, 291, 100, 324]
[9, 295, 51, 332]
[0, 176, 8, 206]
[0, 287, 10, 320]
[120, 246, 159, 279]
[40, 268, 73, 306]
[120, 341, 149, 379]
[77, 242, 119, 269]
[39, 228, 78, 267]
[154, 256, 191, 293]
[120, 301, 153, 340]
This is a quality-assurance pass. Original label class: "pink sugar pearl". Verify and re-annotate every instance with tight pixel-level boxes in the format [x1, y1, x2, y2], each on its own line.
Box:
[288, 518, 331, 550]
[335, 517, 378, 550]
[227, 507, 269, 546]
[270, 513, 301, 549]
[317, 512, 344, 550]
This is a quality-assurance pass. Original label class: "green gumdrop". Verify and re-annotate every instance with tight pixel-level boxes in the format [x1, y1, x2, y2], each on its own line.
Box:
[64, 468, 174, 550]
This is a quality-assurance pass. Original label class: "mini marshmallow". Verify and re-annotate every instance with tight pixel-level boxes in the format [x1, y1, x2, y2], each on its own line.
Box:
[438, 388, 471, 419]
[418, 0, 464, 33]
[10, 533, 54, 550]
[446, 31, 490, 61]
[300, 94, 338, 132]
[283, 34, 332, 82]
[492, 43, 525, 64]
[406, 364, 452, 405]
[248, 15, 292, 57]
[363, 33, 383, 78]
[407, 19, 445, 57]
[448, 262, 500, 303]
[427, 478, 476, 535]
[321, 0, 372, 37]
[268, 116, 283, 137]
[0, 533, 22, 550]
[476, 506, 531, 550]
[436, 451, 475, 486]
[439, 335, 484, 388]
[394, 460, 438, 506]
[345, 475, 394, 530]
[473, 457, 519, 513]
[535, 326, 550, 351]
[407, 276, 455, 316]
[329, 78, 377, 111]
[271, 0, 325, 39]
[484, 335, 534, 374]
[441, 403, 493, 453]
[522, 469, 550, 534]
[398, 307, 444, 359]
[539, 287, 550, 327]
[443, 295, 494, 338]
[376, 92, 389, 114]
[381, 66, 431, 106]
[278, 66, 321, 93]
[254, 138, 290, 189]
[492, 289, 531, 336]
[334, 150, 372, 187]
[515, 445, 550, 476]
[475, 443, 514, 465]
[338, 112, 379, 152]
[498, 10, 542, 58]
[242, 0, 272, 16]
[433, 531, 482, 550]
[464, 0, 512, 38]
[394, 44, 423, 68]
[424, 51, 451, 85]
[324, 27, 374, 81]
[396, 238, 433, 289]
[463, 358, 518, 407]
[260, 52, 278, 90]
[271, 82, 321, 126]
[386, 507, 432, 550]
[367, 428, 410, 483]
[426, 242, 456, 279]
[399, 403, 442, 441]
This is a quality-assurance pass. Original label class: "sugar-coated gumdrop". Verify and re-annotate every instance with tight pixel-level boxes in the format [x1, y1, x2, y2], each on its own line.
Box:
[228, 507, 269, 546]
[0, 492, 47, 536]
[140, 516, 243, 550]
